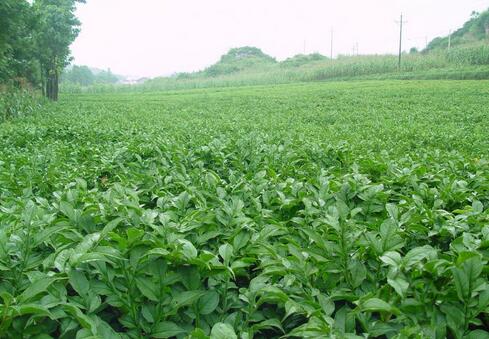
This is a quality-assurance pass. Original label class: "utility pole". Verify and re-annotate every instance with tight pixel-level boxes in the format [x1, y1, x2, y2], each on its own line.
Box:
[356, 42, 359, 56]
[330, 28, 334, 59]
[303, 39, 306, 54]
[448, 30, 452, 50]
[396, 14, 406, 70]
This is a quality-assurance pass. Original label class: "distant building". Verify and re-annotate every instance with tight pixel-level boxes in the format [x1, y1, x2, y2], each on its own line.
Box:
[119, 77, 149, 85]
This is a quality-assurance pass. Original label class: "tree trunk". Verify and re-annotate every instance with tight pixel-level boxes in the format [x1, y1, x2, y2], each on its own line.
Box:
[46, 72, 52, 100]
[46, 69, 59, 101]
[54, 70, 58, 101]
[40, 66, 45, 97]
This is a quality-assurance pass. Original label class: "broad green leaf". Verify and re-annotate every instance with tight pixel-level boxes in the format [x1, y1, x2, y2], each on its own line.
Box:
[403, 245, 436, 267]
[179, 239, 198, 259]
[257, 286, 288, 306]
[210, 323, 237, 339]
[380, 251, 401, 267]
[136, 277, 159, 301]
[386, 203, 398, 221]
[466, 330, 489, 339]
[452, 256, 483, 302]
[441, 303, 465, 338]
[100, 217, 124, 238]
[188, 328, 209, 339]
[359, 298, 397, 314]
[348, 260, 367, 288]
[69, 270, 90, 296]
[251, 318, 284, 334]
[233, 231, 250, 252]
[19, 277, 58, 302]
[144, 248, 170, 258]
[172, 290, 205, 309]
[70, 233, 101, 265]
[317, 294, 335, 316]
[218, 243, 233, 263]
[198, 290, 219, 315]
[54, 249, 73, 272]
[472, 200, 483, 214]
[12, 304, 54, 318]
[152, 321, 186, 338]
[286, 316, 331, 338]
[387, 277, 409, 298]
[63, 304, 98, 334]
[60, 201, 76, 222]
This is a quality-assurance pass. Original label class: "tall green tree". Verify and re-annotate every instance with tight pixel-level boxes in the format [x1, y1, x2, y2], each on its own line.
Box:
[0, 0, 38, 85]
[33, 0, 84, 100]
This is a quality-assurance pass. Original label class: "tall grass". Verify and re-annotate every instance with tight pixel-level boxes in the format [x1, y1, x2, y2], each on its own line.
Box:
[0, 88, 45, 122]
[60, 44, 489, 94]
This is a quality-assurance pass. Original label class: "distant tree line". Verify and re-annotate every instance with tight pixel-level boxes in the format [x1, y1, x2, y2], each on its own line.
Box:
[61, 66, 120, 86]
[0, 0, 84, 101]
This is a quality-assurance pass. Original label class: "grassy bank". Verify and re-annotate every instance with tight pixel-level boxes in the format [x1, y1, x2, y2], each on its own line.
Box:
[61, 44, 489, 93]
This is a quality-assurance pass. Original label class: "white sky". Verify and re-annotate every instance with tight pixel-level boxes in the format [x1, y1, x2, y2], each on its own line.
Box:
[71, 0, 489, 78]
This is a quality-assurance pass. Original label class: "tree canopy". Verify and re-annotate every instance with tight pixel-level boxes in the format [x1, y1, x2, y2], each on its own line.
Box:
[0, 0, 38, 85]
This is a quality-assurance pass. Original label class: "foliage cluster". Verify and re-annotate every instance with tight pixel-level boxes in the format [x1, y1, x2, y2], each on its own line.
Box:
[1, 81, 488, 338]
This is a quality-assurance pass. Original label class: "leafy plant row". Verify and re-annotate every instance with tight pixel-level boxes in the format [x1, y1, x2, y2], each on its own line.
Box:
[0, 80, 488, 338]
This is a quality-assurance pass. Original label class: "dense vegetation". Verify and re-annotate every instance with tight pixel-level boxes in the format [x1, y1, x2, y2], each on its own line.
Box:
[0, 0, 83, 100]
[62, 43, 489, 94]
[1, 81, 488, 338]
[1, 2, 489, 338]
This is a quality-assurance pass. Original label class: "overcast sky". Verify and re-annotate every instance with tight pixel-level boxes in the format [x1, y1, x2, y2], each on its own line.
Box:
[70, 0, 489, 78]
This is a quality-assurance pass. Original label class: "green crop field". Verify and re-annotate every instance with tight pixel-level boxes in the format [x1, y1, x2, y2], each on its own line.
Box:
[1, 80, 489, 338]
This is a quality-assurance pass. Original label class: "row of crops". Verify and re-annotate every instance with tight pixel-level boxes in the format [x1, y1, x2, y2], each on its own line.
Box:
[0, 81, 488, 338]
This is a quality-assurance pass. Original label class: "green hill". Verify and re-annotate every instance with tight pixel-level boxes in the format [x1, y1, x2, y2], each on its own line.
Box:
[427, 9, 489, 50]
[203, 46, 276, 76]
